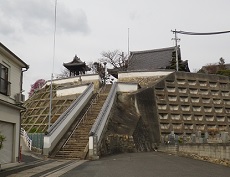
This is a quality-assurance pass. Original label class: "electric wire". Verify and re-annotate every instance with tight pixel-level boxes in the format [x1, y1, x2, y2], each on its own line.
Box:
[172, 30, 230, 35]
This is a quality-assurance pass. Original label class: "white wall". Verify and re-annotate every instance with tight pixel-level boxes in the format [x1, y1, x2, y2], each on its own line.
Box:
[118, 71, 173, 79]
[45, 74, 101, 86]
[0, 44, 27, 165]
[0, 103, 20, 163]
[117, 83, 139, 92]
[0, 53, 22, 104]
[56, 85, 89, 97]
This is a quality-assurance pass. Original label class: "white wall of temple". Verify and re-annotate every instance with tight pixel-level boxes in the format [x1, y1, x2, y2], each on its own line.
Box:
[118, 71, 173, 79]
[56, 85, 89, 97]
[117, 82, 139, 92]
[45, 74, 101, 86]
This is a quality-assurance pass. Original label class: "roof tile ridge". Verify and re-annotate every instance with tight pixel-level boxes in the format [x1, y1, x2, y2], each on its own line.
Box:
[130, 46, 176, 54]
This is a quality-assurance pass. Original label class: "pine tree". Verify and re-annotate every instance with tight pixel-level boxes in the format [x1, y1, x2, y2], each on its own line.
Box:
[218, 57, 226, 70]
[166, 50, 189, 72]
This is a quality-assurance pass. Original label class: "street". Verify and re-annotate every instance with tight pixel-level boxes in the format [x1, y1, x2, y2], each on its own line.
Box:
[1, 152, 230, 177]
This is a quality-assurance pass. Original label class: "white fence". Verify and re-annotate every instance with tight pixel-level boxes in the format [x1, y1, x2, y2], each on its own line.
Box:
[20, 128, 32, 150]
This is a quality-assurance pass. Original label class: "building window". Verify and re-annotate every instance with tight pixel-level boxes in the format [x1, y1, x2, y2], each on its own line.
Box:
[0, 63, 11, 95]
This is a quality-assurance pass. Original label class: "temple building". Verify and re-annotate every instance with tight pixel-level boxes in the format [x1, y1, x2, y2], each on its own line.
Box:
[63, 55, 90, 76]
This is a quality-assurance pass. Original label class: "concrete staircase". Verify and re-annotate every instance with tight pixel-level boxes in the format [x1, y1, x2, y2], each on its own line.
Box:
[54, 85, 112, 159]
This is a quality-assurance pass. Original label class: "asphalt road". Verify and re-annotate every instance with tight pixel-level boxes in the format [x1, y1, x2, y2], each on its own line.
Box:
[61, 152, 230, 177]
[1, 152, 230, 177]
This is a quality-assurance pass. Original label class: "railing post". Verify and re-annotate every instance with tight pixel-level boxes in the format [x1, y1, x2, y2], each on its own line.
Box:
[93, 135, 98, 156]
[89, 135, 99, 160]
[20, 128, 32, 151]
[89, 136, 94, 157]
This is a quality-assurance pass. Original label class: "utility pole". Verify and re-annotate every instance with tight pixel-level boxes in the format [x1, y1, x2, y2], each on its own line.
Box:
[172, 29, 180, 71]
[48, 0, 58, 130]
[128, 28, 130, 56]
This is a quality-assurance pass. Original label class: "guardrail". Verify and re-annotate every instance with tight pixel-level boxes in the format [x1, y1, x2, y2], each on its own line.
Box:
[46, 83, 93, 135]
[43, 83, 94, 155]
[20, 128, 32, 150]
[61, 86, 104, 149]
[89, 83, 118, 157]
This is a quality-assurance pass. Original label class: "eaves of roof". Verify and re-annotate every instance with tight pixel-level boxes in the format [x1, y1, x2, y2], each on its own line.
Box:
[0, 42, 29, 69]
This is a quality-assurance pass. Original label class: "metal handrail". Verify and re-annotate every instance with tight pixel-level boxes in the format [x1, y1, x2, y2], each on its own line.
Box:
[46, 83, 94, 136]
[20, 128, 32, 150]
[89, 83, 117, 140]
[62, 86, 104, 148]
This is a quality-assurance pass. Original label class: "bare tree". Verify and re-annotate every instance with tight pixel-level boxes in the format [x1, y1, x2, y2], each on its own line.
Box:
[56, 68, 69, 79]
[199, 57, 227, 74]
[88, 62, 100, 74]
[99, 50, 128, 70]
[92, 62, 105, 78]
[204, 63, 219, 74]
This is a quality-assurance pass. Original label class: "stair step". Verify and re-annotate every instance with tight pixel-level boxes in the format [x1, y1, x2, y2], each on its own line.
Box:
[67, 137, 88, 140]
[58, 149, 85, 152]
[65, 141, 87, 144]
[67, 139, 88, 143]
[55, 154, 83, 158]
[54, 90, 110, 159]
[63, 145, 87, 148]
[55, 156, 81, 160]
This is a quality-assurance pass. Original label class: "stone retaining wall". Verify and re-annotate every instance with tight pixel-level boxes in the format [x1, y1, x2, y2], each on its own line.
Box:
[159, 143, 230, 160]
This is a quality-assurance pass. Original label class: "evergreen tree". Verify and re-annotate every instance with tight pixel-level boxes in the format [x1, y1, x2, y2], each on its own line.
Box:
[218, 57, 226, 70]
[166, 50, 190, 72]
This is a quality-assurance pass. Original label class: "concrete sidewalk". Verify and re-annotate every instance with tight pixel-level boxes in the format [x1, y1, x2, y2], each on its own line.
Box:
[0, 136, 44, 171]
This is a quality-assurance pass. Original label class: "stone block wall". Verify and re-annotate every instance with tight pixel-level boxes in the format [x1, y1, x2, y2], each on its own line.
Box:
[100, 71, 230, 156]
[153, 72, 230, 138]
[179, 143, 230, 160]
[118, 76, 165, 87]
[99, 134, 136, 155]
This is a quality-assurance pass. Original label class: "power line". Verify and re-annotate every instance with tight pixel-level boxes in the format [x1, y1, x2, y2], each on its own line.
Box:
[172, 30, 230, 35]
[171, 29, 230, 72]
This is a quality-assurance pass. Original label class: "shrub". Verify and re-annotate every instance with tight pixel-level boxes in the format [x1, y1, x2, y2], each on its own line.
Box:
[0, 132, 6, 149]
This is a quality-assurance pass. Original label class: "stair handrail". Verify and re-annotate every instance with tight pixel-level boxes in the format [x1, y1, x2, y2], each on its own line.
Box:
[20, 127, 32, 150]
[46, 83, 94, 136]
[89, 83, 117, 142]
[61, 86, 104, 148]
[43, 83, 94, 155]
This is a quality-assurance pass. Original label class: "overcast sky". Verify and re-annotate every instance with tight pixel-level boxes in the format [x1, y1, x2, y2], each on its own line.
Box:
[0, 0, 229, 96]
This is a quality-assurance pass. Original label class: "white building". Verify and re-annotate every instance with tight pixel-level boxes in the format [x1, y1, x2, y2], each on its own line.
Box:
[0, 42, 29, 164]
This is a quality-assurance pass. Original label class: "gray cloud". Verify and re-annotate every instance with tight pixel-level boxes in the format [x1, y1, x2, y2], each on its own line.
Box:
[129, 11, 140, 21]
[0, 0, 90, 35]
[57, 6, 90, 34]
[0, 15, 16, 35]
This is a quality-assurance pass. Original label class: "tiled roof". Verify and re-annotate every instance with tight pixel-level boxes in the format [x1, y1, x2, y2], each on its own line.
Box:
[127, 46, 179, 71]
